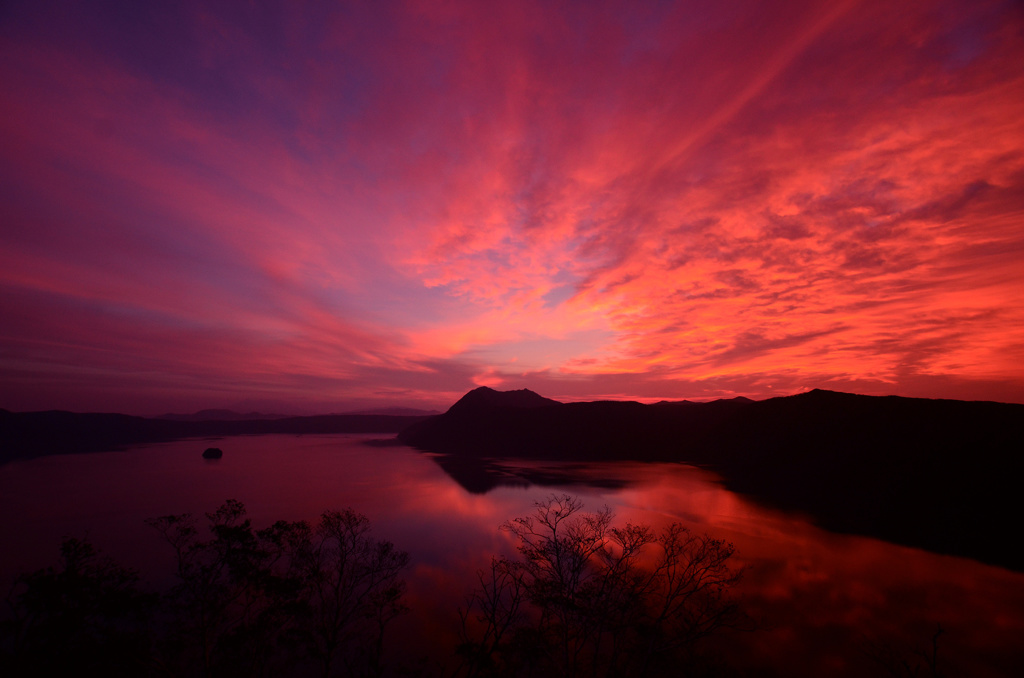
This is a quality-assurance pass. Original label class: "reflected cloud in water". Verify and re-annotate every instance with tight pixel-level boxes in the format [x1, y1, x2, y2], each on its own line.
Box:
[0, 435, 1020, 676]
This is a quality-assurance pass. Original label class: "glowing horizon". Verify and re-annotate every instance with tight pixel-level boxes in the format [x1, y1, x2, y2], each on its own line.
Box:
[2, 0, 1023, 414]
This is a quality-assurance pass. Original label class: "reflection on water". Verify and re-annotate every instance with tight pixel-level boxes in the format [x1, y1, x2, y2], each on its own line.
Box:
[1, 434, 1021, 676]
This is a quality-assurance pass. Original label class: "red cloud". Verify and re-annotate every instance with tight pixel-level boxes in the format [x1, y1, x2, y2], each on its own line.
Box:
[1, 0, 1022, 412]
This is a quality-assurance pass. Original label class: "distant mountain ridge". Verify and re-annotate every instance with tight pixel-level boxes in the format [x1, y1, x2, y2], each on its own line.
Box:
[156, 409, 292, 422]
[4, 388, 1023, 570]
[401, 387, 1024, 571]
[158, 406, 440, 421]
[0, 411, 431, 461]
[399, 386, 753, 456]
[344, 406, 442, 417]
[447, 386, 562, 414]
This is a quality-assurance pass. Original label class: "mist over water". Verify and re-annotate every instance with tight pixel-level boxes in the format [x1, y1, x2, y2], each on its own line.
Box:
[1, 434, 1021, 676]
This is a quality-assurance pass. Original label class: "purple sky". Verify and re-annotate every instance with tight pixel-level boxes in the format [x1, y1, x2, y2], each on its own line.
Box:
[2, 0, 1023, 414]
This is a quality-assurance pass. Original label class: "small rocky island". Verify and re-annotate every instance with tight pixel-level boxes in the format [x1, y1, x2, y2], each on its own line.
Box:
[202, 447, 223, 459]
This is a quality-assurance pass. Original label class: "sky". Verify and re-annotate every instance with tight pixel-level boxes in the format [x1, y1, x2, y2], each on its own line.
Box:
[1, 0, 1023, 415]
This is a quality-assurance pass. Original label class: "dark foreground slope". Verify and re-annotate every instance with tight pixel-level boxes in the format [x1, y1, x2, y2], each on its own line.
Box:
[0, 410, 429, 462]
[401, 387, 1024, 571]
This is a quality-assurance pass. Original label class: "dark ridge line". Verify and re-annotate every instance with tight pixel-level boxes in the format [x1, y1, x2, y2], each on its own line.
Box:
[0, 411, 430, 462]
[400, 387, 1024, 572]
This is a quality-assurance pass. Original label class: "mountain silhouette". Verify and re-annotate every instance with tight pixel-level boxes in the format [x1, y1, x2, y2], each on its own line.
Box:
[399, 388, 749, 458]
[448, 386, 562, 413]
[401, 387, 1024, 571]
[0, 410, 431, 460]
[157, 409, 291, 421]
[4, 389, 1022, 570]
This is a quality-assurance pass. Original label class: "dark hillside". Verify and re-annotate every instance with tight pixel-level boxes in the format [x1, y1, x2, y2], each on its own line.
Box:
[0, 410, 429, 463]
[700, 389, 1023, 569]
[401, 388, 1024, 571]
[449, 386, 562, 412]
[399, 388, 750, 458]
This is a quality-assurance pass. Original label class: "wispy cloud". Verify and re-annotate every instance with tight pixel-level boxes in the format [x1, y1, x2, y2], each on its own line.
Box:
[1, 0, 1022, 412]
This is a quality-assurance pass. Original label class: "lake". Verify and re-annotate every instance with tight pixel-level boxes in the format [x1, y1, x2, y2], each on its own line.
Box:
[1, 434, 1022, 676]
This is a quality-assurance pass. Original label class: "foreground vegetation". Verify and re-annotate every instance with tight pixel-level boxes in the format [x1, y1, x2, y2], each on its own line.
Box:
[2, 500, 409, 677]
[0, 495, 748, 677]
[455, 495, 743, 677]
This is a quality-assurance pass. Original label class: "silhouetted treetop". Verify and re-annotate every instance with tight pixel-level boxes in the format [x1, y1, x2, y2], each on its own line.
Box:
[457, 494, 745, 677]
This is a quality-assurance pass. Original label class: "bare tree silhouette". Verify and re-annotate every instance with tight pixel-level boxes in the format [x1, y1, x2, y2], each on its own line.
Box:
[1, 537, 155, 676]
[147, 500, 408, 678]
[295, 509, 410, 678]
[865, 624, 949, 678]
[457, 494, 744, 678]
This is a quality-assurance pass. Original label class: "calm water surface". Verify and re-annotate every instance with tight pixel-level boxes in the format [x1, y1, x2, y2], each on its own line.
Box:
[1, 434, 1021, 676]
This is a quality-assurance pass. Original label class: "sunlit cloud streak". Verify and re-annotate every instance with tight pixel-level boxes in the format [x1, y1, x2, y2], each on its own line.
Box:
[1, 0, 1022, 413]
